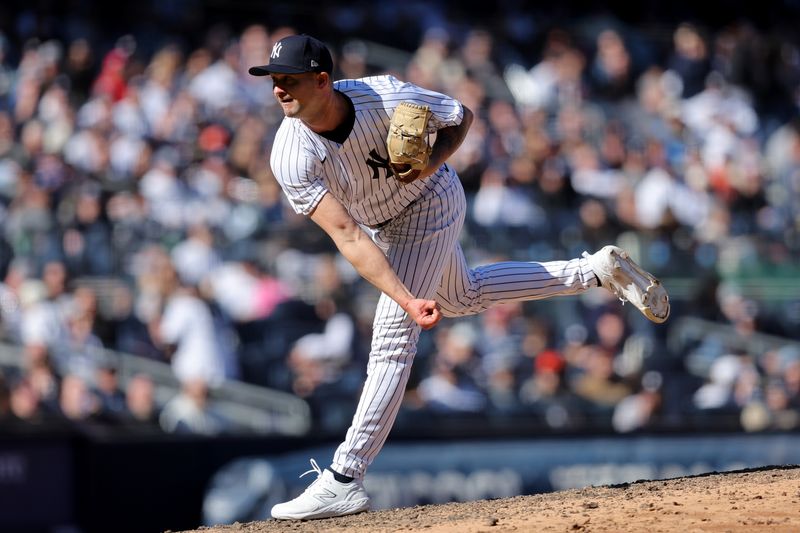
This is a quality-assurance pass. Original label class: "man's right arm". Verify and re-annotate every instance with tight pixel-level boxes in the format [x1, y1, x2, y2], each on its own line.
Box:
[308, 192, 441, 330]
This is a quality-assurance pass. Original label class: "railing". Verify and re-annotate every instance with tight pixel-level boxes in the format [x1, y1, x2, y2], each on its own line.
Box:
[0, 341, 311, 436]
[668, 316, 800, 357]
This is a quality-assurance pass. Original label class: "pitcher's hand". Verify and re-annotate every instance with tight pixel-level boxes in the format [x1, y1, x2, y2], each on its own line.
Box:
[404, 298, 442, 330]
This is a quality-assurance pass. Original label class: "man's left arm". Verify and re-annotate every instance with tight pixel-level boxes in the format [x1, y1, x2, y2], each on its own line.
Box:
[427, 105, 474, 174]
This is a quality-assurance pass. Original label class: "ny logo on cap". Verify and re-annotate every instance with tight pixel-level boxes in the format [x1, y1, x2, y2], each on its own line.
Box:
[271, 42, 282, 59]
[310, 60, 319, 68]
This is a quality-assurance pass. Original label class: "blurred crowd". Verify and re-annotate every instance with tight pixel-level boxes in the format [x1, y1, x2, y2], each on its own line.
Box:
[0, 4, 799, 437]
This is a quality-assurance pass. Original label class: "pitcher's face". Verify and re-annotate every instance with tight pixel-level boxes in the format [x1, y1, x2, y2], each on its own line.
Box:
[271, 72, 328, 120]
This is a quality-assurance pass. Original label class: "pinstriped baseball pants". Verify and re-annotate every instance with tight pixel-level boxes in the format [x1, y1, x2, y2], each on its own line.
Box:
[331, 170, 598, 479]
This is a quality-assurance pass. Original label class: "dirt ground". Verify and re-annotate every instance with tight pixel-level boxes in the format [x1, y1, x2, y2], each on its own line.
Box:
[176, 465, 800, 533]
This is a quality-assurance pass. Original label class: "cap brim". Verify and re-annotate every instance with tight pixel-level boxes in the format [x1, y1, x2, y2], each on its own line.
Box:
[248, 64, 311, 76]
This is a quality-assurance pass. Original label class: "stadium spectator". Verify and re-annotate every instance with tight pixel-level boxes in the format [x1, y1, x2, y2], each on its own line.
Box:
[59, 373, 100, 421]
[287, 307, 355, 398]
[0, 258, 31, 342]
[124, 373, 161, 427]
[9, 376, 46, 424]
[415, 324, 488, 414]
[151, 255, 239, 387]
[668, 23, 712, 99]
[570, 344, 632, 412]
[159, 378, 232, 435]
[612, 370, 663, 433]
[589, 28, 637, 101]
[519, 349, 585, 429]
[93, 362, 128, 422]
[23, 341, 60, 414]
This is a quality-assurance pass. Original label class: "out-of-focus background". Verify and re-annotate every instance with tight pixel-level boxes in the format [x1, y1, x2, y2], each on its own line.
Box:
[0, 1, 799, 532]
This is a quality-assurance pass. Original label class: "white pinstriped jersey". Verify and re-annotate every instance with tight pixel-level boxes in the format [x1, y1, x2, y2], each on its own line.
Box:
[270, 75, 464, 226]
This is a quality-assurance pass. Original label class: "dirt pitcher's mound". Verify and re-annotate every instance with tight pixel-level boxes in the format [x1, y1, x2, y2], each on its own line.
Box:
[178, 465, 800, 533]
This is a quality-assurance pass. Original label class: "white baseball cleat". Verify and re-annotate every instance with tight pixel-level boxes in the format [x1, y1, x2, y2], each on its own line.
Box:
[583, 245, 670, 324]
[271, 459, 370, 520]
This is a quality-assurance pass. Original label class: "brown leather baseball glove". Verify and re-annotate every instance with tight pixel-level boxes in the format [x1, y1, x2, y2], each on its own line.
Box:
[386, 102, 432, 184]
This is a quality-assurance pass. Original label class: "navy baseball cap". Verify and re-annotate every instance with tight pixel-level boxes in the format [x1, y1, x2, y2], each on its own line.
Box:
[248, 34, 333, 76]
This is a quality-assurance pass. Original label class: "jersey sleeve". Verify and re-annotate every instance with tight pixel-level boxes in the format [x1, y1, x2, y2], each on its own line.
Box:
[269, 120, 328, 216]
[381, 75, 464, 133]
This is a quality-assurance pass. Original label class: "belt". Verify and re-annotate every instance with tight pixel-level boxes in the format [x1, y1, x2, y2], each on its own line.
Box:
[367, 218, 392, 230]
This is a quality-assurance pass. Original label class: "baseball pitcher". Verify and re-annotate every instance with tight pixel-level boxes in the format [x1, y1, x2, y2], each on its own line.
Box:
[249, 34, 670, 520]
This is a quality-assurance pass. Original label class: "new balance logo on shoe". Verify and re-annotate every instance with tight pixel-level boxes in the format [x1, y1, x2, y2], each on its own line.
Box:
[314, 488, 339, 503]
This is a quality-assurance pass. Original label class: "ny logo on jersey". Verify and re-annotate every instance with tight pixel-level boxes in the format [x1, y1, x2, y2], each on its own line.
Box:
[366, 149, 392, 180]
[271, 42, 282, 59]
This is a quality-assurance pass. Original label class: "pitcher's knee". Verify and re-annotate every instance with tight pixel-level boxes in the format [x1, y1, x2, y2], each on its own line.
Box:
[438, 297, 486, 318]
